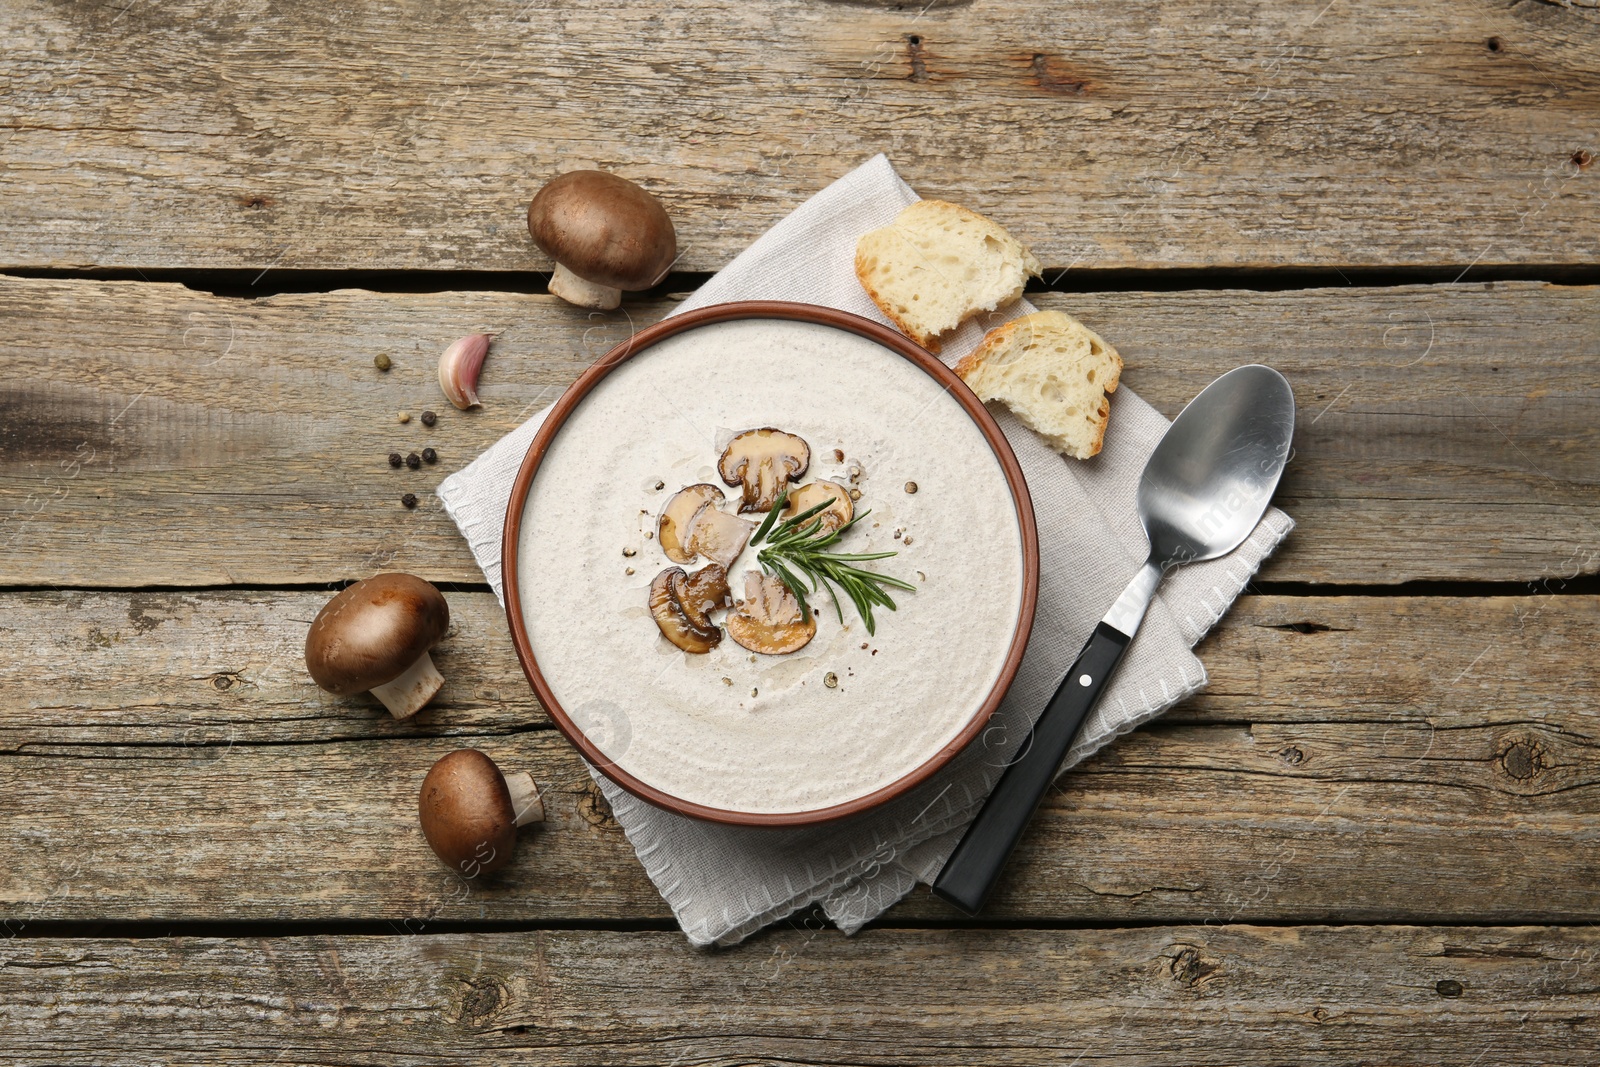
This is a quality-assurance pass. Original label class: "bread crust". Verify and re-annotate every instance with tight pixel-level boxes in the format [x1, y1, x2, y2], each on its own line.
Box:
[955, 311, 1123, 460]
[854, 200, 1038, 354]
[854, 246, 943, 352]
[950, 321, 1004, 380]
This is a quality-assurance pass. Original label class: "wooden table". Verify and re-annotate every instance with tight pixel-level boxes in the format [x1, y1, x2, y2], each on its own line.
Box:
[2, 0, 1597, 1062]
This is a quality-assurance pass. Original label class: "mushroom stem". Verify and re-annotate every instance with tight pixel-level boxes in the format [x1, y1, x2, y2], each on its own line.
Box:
[504, 770, 546, 826]
[368, 651, 444, 719]
[547, 263, 622, 310]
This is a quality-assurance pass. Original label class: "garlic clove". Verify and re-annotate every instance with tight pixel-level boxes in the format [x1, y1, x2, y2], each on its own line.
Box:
[438, 333, 491, 410]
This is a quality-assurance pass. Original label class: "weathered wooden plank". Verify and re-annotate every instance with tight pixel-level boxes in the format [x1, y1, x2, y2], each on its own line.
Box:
[3, 591, 1593, 745]
[1, 0, 1596, 273]
[1, 926, 1596, 1064]
[1075, 282, 1600, 586]
[3, 276, 1595, 585]
[1, 591, 1594, 924]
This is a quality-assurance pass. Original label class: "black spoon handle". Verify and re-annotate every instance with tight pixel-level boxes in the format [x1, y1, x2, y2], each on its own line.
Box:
[931, 622, 1133, 915]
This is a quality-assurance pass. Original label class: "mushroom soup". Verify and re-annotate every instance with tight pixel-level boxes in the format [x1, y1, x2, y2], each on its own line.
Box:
[515, 318, 1026, 815]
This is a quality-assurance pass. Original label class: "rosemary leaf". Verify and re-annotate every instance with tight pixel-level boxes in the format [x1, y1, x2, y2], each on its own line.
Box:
[752, 488, 913, 634]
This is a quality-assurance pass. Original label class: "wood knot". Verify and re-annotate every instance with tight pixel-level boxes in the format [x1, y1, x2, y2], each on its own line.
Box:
[239, 195, 274, 209]
[1496, 737, 1544, 781]
[211, 672, 238, 691]
[1168, 946, 1220, 987]
[1436, 979, 1464, 998]
[577, 777, 623, 833]
[1278, 745, 1306, 766]
[1573, 150, 1594, 170]
[458, 975, 507, 1024]
[1485, 36, 1503, 54]
[1027, 53, 1090, 95]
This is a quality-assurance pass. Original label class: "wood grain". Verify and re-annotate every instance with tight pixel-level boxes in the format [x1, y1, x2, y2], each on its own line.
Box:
[4, 590, 1594, 742]
[1, 591, 1594, 924]
[1, 926, 1596, 1064]
[2, 276, 1595, 586]
[3, 0, 1596, 1056]
[0, 0, 1596, 273]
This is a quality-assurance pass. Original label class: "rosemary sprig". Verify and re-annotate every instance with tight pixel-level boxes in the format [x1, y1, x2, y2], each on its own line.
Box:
[749, 487, 917, 635]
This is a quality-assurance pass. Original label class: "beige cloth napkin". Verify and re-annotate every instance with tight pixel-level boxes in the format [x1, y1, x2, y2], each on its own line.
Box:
[439, 155, 1293, 946]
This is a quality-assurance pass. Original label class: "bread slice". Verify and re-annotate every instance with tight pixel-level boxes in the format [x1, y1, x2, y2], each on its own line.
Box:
[953, 310, 1123, 460]
[855, 200, 1041, 353]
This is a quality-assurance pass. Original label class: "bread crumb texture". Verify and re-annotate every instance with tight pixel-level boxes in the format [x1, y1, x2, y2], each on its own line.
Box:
[954, 310, 1124, 460]
[855, 200, 1041, 353]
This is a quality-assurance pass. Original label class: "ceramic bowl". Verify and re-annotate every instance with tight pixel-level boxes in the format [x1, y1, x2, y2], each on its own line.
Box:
[502, 301, 1038, 826]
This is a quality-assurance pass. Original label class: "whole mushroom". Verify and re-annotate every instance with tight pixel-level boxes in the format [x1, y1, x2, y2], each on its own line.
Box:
[419, 749, 544, 877]
[305, 573, 450, 719]
[526, 170, 677, 310]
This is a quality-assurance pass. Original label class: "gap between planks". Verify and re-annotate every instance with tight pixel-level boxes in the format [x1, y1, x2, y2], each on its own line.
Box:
[2, 578, 1599, 598]
[7, 914, 1600, 940]
[7, 263, 1600, 301]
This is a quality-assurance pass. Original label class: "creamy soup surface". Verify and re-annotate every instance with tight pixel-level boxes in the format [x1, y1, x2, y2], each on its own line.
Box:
[516, 319, 1025, 814]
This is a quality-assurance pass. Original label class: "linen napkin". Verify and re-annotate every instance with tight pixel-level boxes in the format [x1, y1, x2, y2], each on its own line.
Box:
[439, 154, 1294, 946]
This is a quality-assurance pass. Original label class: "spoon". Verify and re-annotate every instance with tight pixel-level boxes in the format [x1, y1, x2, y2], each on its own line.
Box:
[932, 364, 1296, 914]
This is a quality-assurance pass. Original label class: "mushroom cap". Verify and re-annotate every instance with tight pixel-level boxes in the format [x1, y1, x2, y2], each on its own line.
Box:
[526, 170, 677, 291]
[418, 749, 518, 876]
[305, 572, 450, 695]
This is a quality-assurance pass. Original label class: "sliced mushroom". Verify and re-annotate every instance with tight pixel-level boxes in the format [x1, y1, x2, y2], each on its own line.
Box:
[676, 564, 732, 631]
[658, 483, 753, 566]
[718, 428, 811, 513]
[727, 571, 817, 656]
[659, 483, 723, 563]
[780, 480, 854, 533]
[649, 566, 721, 654]
[685, 506, 754, 567]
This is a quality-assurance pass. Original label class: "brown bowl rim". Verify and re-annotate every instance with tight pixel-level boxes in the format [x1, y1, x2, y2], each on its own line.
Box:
[501, 300, 1040, 827]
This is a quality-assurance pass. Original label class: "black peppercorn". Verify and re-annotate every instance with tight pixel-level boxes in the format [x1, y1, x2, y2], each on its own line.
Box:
[405, 452, 421, 470]
[421, 410, 438, 427]
[421, 447, 437, 465]
[401, 493, 418, 509]
[388, 452, 402, 468]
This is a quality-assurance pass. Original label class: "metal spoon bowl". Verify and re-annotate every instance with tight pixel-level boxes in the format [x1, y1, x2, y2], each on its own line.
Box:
[1139, 364, 1296, 568]
[934, 364, 1296, 914]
